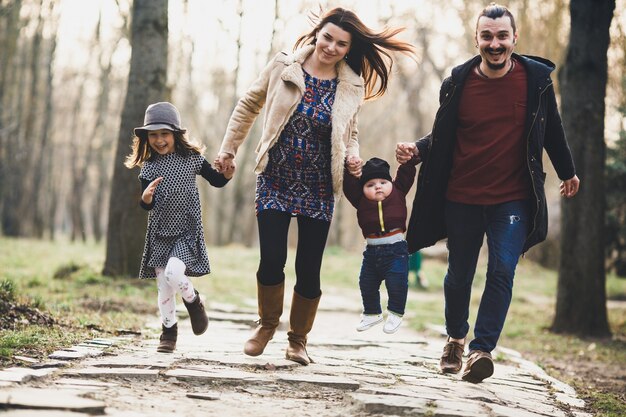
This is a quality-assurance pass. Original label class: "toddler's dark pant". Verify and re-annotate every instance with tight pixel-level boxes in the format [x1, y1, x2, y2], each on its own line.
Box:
[256, 209, 330, 299]
[359, 240, 409, 315]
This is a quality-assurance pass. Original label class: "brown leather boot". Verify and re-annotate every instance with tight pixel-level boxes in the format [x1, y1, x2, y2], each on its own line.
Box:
[183, 290, 209, 335]
[157, 323, 177, 353]
[244, 281, 284, 356]
[285, 291, 320, 365]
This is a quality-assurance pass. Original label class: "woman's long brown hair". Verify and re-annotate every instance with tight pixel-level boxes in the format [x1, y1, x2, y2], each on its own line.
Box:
[294, 7, 416, 100]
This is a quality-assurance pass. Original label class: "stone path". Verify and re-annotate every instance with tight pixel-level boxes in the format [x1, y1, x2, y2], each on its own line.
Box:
[0, 292, 591, 417]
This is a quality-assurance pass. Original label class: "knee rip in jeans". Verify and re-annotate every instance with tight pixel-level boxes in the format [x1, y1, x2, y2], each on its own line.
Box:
[509, 215, 520, 224]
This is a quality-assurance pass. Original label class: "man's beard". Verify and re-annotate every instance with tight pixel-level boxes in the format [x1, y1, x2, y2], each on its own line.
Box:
[486, 60, 507, 70]
[485, 47, 507, 70]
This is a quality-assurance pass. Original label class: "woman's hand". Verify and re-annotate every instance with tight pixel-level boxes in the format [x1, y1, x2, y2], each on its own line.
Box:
[214, 152, 235, 176]
[142, 177, 163, 204]
[221, 159, 237, 180]
[346, 155, 363, 177]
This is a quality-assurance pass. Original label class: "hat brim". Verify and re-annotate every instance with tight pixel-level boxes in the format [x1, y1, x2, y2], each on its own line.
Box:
[134, 124, 187, 136]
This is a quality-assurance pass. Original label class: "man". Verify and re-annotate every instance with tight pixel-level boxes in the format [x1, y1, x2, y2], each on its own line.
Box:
[396, 3, 579, 383]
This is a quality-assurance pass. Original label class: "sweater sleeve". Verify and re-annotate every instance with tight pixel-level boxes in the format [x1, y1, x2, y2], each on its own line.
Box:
[139, 178, 155, 211]
[543, 84, 576, 180]
[218, 52, 284, 157]
[199, 159, 230, 187]
[393, 157, 418, 194]
[342, 168, 362, 209]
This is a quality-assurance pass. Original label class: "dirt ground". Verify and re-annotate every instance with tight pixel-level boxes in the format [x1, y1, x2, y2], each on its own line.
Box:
[535, 350, 626, 411]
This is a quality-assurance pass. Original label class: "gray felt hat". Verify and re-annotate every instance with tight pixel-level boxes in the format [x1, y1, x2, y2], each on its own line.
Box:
[134, 102, 187, 137]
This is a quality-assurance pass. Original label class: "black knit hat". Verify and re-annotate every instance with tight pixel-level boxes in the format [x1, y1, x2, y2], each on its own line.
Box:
[360, 157, 392, 186]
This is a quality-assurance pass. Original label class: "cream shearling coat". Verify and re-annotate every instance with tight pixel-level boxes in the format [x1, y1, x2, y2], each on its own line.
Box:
[219, 45, 365, 196]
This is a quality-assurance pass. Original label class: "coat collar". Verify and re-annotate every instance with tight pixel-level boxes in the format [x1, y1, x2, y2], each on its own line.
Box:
[451, 53, 554, 89]
[280, 45, 364, 92]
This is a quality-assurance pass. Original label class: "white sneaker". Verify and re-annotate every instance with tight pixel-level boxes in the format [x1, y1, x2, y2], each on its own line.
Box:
[383, 311, 403, 334]
[356, 313, 383, 332]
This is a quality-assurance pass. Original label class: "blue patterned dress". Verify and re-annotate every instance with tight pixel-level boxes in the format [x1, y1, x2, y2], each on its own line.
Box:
[255, 70, 337, 222]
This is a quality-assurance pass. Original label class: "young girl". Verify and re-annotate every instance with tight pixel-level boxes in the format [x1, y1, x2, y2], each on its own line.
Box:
[125, 101, 235, 353]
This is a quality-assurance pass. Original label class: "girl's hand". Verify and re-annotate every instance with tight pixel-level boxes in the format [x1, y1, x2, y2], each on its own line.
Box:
[346, 155, 363, 177]
[214, 152, 235, 174]
[142, 177, 163, 204]
[221, 159, 236, 179]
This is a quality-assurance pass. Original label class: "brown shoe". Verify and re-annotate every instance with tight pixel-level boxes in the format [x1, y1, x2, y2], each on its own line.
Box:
[183, 290, 209, 335]
[157, 323, 177, 353]
[440, 337, 464, 373]
[285, 292, 320, 366]
[244, 281, 284, 357]
[462, 350, 494, 383]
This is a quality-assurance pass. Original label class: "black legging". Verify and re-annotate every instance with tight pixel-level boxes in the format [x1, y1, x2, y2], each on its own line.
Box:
[256, 209, 331, 299]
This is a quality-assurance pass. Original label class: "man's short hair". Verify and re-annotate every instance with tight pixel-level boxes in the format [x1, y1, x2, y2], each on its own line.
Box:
[476, 3, 517, 34]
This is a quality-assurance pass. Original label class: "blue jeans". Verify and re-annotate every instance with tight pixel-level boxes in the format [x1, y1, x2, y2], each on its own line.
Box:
[444, 199, 530, 352]
[359, 240, 409, 316]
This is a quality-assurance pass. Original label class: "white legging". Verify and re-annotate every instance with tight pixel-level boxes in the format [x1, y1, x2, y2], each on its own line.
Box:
[156, 257, 196, 328]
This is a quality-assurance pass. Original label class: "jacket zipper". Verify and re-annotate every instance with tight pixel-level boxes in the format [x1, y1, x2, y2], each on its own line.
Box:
[378, 201, 385, 232]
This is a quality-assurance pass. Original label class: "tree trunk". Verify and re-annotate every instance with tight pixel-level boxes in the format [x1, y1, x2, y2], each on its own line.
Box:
[103, 0, 168, 276]
[0, 0, 23, 236]
[32, 8, 57, 238]
[552, 0, 614, 337]
[17, 0, 44, 237]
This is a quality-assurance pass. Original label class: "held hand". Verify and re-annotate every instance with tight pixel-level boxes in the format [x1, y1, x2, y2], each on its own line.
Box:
[560, 175, 580, 198]
[396, 142, 417, 164]
[142, 177, 163, 204]
[346, 155, 363, 177]
[221, 159, 237, 179]
[214, 152, 234, 174]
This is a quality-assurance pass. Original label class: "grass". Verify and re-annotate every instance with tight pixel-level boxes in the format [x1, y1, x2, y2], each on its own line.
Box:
[0, 236, 625, 415]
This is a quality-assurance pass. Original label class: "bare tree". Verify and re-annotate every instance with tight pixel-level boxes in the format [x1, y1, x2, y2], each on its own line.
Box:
[0, 0, 24, 235]
[551, 0, 614, 337]
[103, 0, 168, 276]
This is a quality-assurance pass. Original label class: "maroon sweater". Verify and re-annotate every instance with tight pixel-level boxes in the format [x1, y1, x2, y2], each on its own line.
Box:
[446, 59, 531, 204]
[343, 160, 417, 238]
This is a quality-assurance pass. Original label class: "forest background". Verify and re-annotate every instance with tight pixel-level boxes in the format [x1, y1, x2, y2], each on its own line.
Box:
[1, 0, 625, 413]
[1, 0, 623, 256]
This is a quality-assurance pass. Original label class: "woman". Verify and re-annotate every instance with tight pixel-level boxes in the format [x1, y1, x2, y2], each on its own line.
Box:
[215, 7, 414, 365]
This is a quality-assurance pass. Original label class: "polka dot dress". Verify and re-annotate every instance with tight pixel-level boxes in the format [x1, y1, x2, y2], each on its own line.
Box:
[138, 152, 210, 279]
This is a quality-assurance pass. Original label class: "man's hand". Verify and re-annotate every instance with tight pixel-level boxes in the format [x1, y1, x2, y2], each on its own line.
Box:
[560, 175, 580, 198]
[396, 142, 418, 164]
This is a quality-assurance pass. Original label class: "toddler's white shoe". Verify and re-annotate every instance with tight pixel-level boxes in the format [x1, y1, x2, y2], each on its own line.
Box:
[356, 313, 383, 332]
[383, 311, 403, 334]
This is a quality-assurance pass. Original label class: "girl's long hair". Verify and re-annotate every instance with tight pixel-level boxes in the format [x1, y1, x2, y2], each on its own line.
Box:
[294, 7, 415, 100]
[124, 131, 206, 168]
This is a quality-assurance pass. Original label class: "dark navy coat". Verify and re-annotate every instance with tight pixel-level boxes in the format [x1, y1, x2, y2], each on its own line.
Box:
[407, 53, 576, 253]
